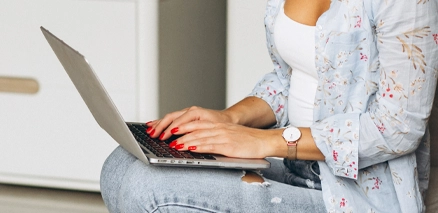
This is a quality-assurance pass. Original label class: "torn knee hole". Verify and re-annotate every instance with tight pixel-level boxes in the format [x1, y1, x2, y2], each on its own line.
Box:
[241, 171, 264, 183]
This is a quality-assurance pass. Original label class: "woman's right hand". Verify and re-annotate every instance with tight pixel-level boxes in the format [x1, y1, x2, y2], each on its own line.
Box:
[146, 106, 234, 141]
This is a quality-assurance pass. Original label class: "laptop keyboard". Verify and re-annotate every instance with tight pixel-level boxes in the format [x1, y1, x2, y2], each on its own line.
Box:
[127, 123, 216, 160]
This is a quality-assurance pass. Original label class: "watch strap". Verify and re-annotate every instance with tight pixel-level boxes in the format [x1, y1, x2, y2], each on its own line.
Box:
[286, 145, 297, 160]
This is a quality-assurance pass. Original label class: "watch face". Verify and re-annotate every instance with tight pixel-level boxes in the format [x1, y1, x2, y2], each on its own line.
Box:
[283, 126, 301, 142]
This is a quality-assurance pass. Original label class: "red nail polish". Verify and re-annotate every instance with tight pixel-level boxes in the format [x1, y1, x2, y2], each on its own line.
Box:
[150, 129, 155, 136]
[159, 133, 165, 140]
[146, 121, 153, 125]
[146, 127, 152, 133]
[169, 141, 177, 148]
[188, 146, 197, 151]
[175, 144, 184, 150]
[171, 127, 179, 134]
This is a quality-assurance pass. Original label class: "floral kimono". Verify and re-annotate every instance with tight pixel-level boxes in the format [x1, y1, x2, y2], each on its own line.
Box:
[249, 0, 438, 212]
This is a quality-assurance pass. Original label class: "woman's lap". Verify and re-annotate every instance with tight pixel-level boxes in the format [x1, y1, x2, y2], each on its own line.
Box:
[101, 146, 325, 213]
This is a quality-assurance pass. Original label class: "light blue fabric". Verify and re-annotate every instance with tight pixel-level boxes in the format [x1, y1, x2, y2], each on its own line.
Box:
[248, 0, 438, 212]
[101, 146, 326, 213]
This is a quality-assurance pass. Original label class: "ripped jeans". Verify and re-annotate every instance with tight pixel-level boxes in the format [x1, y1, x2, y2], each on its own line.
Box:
[100, 146, 325, 213]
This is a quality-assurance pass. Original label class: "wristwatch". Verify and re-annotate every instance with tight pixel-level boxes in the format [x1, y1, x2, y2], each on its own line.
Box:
[282, 126, 301, 160]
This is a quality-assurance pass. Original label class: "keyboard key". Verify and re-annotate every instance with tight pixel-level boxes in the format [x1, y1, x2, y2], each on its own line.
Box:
[127, 123, 216, 161]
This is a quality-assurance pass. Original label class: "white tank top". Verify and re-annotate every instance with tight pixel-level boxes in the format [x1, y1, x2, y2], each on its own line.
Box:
[274, 3, 318, 127]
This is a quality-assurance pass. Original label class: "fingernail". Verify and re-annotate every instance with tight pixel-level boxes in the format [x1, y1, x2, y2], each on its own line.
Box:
[146, 121, 153, 125]
[150, 129, 155, 136]
[171, 127, 179, 134]
[169, 141, 177, 148]
[175, 144, 184, 150]
[146, 127, 152, 133]
[188, 146, 197, 151]
[159, 133, 165, 140]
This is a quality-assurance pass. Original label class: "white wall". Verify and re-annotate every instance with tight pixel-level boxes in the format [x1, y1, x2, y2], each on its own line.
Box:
[226, 0, 273, 107]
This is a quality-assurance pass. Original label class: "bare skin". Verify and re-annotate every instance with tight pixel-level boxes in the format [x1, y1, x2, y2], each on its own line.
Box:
[147, 0, 331, 181]
[284, 0, 331, 26]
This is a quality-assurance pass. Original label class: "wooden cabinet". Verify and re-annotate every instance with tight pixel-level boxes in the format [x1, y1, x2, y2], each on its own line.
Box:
[0, 0, 158, 191]
[0, 0, 226, 192]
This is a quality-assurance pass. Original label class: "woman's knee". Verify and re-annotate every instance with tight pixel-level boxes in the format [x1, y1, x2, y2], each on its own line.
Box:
[100, 146, 137, 212]
[101, 146, 135, 185]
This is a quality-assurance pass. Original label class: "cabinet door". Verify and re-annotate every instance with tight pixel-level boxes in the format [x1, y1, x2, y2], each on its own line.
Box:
[0, 0, 155, 191]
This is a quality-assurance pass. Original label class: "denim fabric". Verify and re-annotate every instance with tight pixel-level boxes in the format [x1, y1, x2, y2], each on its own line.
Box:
[283, 160, 321, 190]
[100, 146, 325, 213]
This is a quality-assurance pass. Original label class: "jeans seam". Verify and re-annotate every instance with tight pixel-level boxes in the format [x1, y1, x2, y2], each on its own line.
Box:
[150, 203, 219, 213]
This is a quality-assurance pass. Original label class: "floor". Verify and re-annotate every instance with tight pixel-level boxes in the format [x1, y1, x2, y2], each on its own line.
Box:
[0, 184, 108, 213]
[1, 181, 436, 212]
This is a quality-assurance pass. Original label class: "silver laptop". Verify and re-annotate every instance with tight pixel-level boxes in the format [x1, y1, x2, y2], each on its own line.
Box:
[40, 27, 270, 170]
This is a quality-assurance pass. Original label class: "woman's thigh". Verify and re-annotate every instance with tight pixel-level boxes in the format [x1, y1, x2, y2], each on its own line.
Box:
[101, 146, 325, 213]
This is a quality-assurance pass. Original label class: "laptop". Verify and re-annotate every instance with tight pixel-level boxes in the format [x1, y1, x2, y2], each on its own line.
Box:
[40, 27, 270, 170]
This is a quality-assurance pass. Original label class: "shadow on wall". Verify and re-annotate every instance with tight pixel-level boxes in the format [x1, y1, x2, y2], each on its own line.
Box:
[159, 0, 227, 117]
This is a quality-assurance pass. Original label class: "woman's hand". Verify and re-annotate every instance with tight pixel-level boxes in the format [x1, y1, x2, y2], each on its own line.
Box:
[167, 120, 286, 159]
[143, 97, 285, 159]
[146, 97, 277, 141]
[146, 106, 234, 140]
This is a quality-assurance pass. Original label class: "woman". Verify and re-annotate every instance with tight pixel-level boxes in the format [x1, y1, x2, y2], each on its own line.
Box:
[101, 0, 438, 212]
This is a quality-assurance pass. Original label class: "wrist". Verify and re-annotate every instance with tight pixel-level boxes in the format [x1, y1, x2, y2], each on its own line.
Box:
[221, 108, 241, 124]
[265, 129, 290, 158]
[223, 97, 276, 127]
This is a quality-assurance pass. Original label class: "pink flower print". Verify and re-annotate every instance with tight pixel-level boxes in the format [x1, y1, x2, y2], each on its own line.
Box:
[377, 123, 386, 133]
[340, 198, 347, 208]
[333, 150, 339, 161]
[266, 86, 276, 96]
[382, 85, 393, 98]
[433, 34, 438, 44]
[372, 177, 382, 190]
[360, 53, 368, 61]
[354, 16, 362, 28]
[328, 82, 336, 89]
[275, 104, 284, 113]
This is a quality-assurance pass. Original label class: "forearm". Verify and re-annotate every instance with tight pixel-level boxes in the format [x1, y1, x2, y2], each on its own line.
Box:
[223, 96, 277, 128]
[224, 97, 324, 160]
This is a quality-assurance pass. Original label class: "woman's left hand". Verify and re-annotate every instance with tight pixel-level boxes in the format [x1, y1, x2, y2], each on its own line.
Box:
[169, 121, 285, 159]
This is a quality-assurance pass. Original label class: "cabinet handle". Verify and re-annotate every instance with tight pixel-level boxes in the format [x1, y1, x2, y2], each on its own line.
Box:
[0, 76, 39, 94]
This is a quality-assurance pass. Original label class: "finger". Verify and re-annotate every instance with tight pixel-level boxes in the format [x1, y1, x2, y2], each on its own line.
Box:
[172, 134, 225, 153]
[188, 143, 226, 155]
[180, 135, 238, 158]
[144, 120, 158, 136]
[157, 107, 212, 140]
[170, 124, 226, 150]
[188, 139, 262, 159]
[174, 120, 218, 135]
[146, 120, 157, 126]
[148, 108, 189, 138]
[168, 121, 227, 145]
